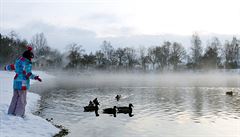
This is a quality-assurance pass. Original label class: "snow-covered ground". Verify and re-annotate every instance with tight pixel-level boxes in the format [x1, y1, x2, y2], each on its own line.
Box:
[0, 71, 59, 137]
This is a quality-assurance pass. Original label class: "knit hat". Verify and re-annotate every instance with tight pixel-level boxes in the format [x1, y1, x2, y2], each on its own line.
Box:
[22, 46, 34, 61]
[27, 46, 33, 51]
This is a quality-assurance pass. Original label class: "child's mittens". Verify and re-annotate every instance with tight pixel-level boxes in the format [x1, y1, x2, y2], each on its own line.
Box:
[34, 76, 42, 82]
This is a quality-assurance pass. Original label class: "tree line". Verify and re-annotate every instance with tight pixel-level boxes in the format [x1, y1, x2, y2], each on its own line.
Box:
[0, 31, 239, 71]
[0, 31, 62, 69]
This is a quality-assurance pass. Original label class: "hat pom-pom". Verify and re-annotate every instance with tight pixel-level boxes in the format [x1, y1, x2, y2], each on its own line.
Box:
[27, 46, 33, 51]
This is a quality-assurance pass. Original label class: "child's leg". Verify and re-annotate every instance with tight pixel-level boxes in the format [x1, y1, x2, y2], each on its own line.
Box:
[14, 90, 27, 117]
[8, 90, 19, 115]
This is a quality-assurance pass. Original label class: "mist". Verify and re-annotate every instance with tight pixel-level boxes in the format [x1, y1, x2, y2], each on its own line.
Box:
[49, 71, 240, 89]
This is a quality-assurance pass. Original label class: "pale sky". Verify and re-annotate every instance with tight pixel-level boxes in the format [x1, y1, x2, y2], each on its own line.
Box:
[1, 0, 240, 51]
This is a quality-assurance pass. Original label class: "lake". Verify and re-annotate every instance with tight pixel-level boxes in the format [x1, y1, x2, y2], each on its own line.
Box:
[33, 72, 240, 137]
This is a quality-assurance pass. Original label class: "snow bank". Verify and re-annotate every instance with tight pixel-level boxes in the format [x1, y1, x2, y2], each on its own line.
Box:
[0, 71, 59, 137]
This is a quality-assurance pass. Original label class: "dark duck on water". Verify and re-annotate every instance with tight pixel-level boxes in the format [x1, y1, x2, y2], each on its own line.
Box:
[115, 95, 121, 101]
[103, 106, 117, 117]
[226, 91, 233, 96]
[84, 98, 100, 116]
[117, 103, 134, 116]
[84, 98, 100, 112]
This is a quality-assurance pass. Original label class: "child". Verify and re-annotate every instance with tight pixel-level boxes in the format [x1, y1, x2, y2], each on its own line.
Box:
[4, 46, 42, 117]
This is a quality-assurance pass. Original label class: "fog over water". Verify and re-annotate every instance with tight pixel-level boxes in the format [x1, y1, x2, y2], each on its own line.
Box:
[51, 71, 240, 89]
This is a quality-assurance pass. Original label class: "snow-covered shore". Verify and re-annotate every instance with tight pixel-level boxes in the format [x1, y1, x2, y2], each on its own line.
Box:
[0, 71, 59, 137]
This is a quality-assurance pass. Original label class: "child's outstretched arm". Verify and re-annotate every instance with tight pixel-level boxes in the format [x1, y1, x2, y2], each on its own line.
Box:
[24, 64, 42, 82]
[4, 64, 15, 71]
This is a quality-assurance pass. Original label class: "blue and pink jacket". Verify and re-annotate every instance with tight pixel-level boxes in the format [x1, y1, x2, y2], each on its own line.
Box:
[5, 57, 37, 90]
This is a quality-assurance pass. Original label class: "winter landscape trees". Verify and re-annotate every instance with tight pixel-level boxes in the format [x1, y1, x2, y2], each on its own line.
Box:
[0, 32, 240, 71]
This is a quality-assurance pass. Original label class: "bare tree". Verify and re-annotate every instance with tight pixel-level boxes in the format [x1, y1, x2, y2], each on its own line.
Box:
[125, 47, 137, 69]
[115, 48, 126, 67]
[81, 53, 96, 69]
[202, 37, 222, 69]
[161, 41, 171, 69]
[66, 43, 85, 69]
[139, 46, 150, 71]
[169, 42, 186, 70]
[101, 40, 115, 66]
[154, 42, 171, 70]
[31, 32, 50, 57]
[148, 47, 158, 70]
[95, 50, 104, 66]
[223, 37, 240, 68]
[190, 33, 203, 69]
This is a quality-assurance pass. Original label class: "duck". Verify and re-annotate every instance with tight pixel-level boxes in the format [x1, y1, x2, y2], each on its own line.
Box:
[84, 104, 98, 112]
[115, 95, 121, 101]
[117, 103, 134, 114]
[88, 101, 94, 106]
[103, 106, 117, 117]
[84, 98, 100, 112]
[226, 91, 233, 96]
[93, 98, 100, 105]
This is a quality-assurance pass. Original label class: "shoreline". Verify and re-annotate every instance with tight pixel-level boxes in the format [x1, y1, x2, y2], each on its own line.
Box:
[34, 95, 69, 137]
[31, 71, 70, 137]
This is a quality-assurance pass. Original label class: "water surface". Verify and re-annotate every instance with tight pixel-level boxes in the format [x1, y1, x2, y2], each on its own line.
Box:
[36, 85, 240, 137]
